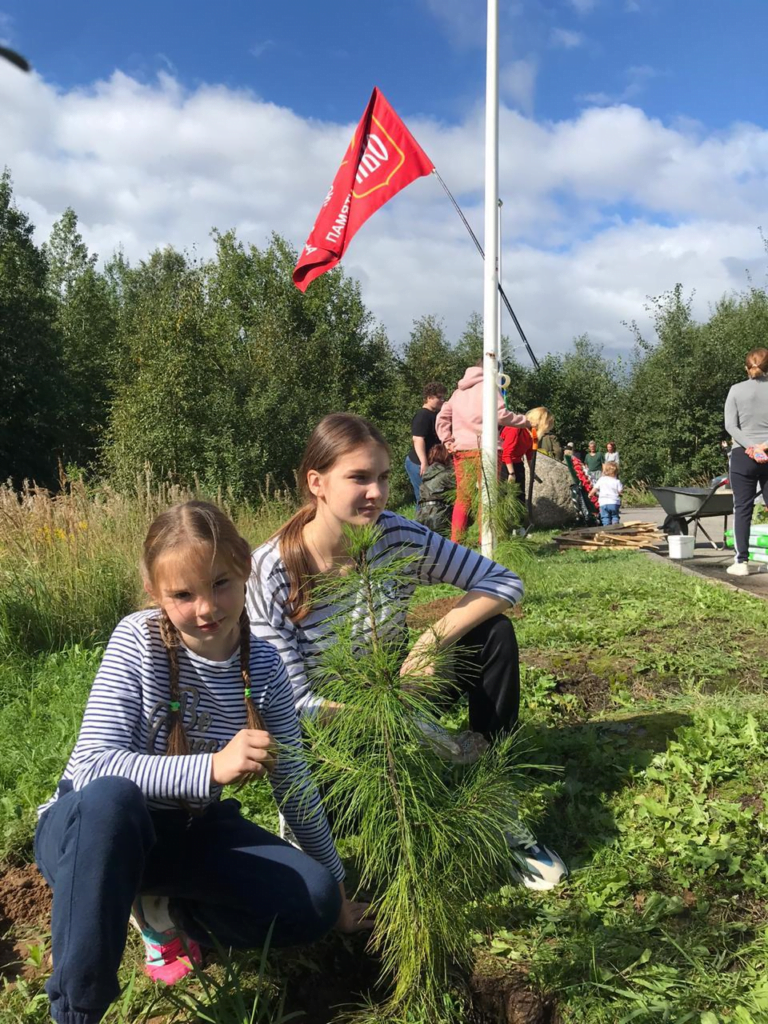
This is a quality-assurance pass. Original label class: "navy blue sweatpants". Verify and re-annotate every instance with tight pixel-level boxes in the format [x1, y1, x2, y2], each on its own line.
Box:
[35, 777, 341, 1024]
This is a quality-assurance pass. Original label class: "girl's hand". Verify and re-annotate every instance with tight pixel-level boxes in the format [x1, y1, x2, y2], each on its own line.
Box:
[211, 729, 277, 785]
[400, 646, 437, 681]
[317, 700, 345, 726]
[337, 887, 374, 933]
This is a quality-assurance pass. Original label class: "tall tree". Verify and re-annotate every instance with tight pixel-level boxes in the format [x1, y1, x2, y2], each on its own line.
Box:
[105, 232, 405, 499]
[0, 170, 65, 484]
[400, 315, 456, 401]
[45, 209, 117, 469]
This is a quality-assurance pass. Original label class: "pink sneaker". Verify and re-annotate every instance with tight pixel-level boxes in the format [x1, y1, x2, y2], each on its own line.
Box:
[143, 934, 202, 984]
[130, 896, 202, 985]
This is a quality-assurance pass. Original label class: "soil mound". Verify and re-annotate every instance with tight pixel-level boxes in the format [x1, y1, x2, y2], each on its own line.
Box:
[0, 863, 51, 978]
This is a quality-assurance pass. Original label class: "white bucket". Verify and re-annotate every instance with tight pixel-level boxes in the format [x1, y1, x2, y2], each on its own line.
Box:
[668, 534, 695, 560]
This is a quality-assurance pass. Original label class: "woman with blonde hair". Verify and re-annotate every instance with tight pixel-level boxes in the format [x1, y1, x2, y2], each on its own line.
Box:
[526, 407, 563, 462]
[724, 348, 768, 575]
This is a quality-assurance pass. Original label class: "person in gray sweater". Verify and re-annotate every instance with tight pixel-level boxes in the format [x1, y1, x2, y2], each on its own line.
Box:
[723, 347, 768, 574]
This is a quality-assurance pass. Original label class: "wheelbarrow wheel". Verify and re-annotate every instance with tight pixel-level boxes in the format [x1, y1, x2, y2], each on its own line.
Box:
[662, 515, 688, 536]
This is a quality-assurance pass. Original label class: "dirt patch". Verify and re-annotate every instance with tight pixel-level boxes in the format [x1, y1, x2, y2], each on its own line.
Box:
[739, 793, 766, 815]
[469, 952, 557, 1024]
[408, 598, 523, 632]
[280, 941, 558, 1024]
[408, 596, 463, 630]
[554, 669, 613, 713]
[524, 648, 684, 715]
[525, 652, 614, 714]
[278, 933, 381, 1024]
[0, 863, 51, 977]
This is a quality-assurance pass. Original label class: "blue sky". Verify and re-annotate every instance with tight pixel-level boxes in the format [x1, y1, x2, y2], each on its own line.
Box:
[4, 0, 765, 128]
[1, 0, 767, 356]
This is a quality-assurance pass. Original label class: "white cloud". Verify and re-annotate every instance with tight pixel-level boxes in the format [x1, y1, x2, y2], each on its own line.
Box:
[0, 11, 14, 46]
[550, 28, 585, 49]
[567, 0, 598, 14]
[249, 40, 275, 59]
[1, 64, 767, 360]
[579, 64, 662, 106]
[422, 0, 487, 47]
[500, 57, 538, 115]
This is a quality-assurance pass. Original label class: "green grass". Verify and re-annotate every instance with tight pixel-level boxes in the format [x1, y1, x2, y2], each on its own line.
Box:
[4, 517, 768, 1022]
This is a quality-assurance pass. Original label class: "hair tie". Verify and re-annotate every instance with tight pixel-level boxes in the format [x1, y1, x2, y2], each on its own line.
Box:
[244, 687, 251, 699]
[169, 701, 181, 712]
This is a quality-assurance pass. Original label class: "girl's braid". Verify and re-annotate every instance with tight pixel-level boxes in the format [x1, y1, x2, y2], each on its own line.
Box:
[238, 609, 272, 786]
[158, 610, 190, 756]
[239, 609, 266, 731]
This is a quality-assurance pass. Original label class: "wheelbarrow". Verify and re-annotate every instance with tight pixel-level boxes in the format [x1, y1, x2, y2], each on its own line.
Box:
[651, 477, 733, 549]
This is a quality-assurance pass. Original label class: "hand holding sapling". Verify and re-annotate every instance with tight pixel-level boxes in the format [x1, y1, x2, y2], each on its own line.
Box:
[211, 729, 277, 784]
[337, 884, 375, 934]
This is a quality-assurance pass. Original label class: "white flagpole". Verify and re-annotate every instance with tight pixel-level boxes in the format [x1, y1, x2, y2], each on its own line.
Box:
[497, 198, 503, 357]
[481, 0, 500, 559]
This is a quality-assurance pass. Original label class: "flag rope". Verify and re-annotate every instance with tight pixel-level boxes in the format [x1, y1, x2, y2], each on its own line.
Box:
[432, 169, 540, 371]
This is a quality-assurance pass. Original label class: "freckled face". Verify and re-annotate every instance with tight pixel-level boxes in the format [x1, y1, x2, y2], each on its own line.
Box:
[148, 547, 246, 661]
[307, 444, 391, 527]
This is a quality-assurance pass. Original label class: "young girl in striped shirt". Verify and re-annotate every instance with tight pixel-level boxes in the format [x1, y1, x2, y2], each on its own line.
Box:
[36, 501, 369, 1024]
[247, 413, 568, 891]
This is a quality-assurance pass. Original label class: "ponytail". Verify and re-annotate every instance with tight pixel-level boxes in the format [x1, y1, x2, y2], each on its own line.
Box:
[277, 503, 318, 623]
[746, 348, 768, 379]
[239, 608, 265, 732]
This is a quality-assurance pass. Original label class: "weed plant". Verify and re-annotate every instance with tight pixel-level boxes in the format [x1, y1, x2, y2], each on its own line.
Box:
[621, 481, 659, 508]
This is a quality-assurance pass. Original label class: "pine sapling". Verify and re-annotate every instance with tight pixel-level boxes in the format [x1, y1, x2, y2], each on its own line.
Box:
[288, 523, 539, 1023]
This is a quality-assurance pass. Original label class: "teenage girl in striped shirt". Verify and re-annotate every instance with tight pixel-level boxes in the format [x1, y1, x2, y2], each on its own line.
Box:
[248, 413, 568, 892]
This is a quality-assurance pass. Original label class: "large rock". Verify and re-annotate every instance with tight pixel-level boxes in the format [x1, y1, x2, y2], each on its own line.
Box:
[524, 454, 577, 529]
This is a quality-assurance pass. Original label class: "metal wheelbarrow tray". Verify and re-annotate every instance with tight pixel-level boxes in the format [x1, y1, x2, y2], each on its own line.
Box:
[650, 479, 733, 548]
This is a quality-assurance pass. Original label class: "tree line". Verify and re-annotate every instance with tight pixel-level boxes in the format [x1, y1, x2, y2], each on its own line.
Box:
[2, 168, 767, 503]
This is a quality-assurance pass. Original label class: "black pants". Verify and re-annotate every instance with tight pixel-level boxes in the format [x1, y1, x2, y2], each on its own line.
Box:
[730, 447, 768, 562]
[510, 461, 526, 501]
[451, 614, 520, 739]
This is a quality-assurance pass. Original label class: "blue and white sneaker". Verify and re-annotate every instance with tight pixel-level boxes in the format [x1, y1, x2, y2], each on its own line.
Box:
[505, 818, 568, 891]
[414, 720, 489, 765]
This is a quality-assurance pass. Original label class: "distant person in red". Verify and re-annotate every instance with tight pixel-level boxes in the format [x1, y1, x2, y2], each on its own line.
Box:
[436, 362, 529, 543]
[501, 424, 534, 499]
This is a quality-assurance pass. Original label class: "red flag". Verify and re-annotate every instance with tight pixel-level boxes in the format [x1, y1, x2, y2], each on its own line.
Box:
[293, 88, 434, 292]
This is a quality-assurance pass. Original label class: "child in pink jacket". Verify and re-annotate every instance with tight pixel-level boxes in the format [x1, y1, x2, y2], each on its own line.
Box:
[436, 364, 529, 542]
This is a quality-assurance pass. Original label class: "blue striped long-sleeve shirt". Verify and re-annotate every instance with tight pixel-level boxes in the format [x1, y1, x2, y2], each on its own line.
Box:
[246, 511, 524, 714]
[38, 609, 344, 882]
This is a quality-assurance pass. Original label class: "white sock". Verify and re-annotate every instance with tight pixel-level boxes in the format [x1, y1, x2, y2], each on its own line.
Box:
[139, 895, 176, 934]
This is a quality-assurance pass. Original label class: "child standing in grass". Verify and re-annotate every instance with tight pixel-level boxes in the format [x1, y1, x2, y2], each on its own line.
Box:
[416, 443, 455, 537]
[247, 413, 568, 891]
[588, 461, 623, 525]
[35, 501, 369, 1024]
